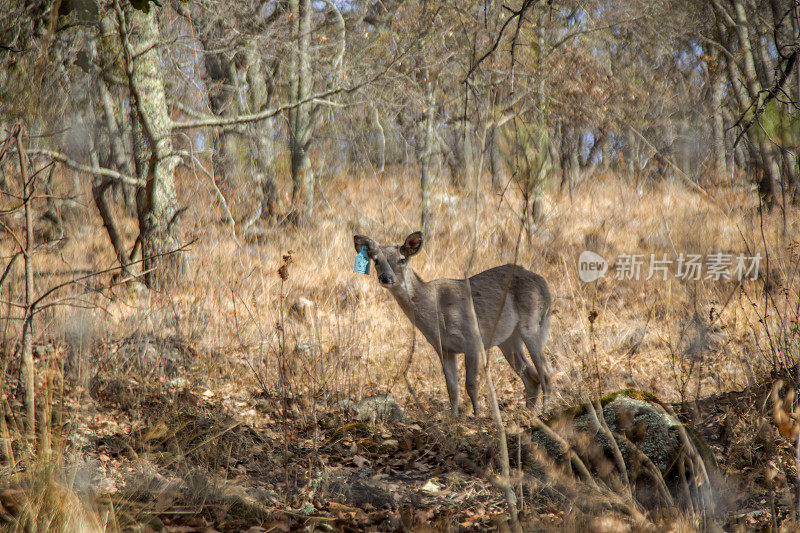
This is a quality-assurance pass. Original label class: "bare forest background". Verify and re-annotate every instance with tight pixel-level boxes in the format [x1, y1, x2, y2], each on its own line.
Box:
[1, 0, 800, 530]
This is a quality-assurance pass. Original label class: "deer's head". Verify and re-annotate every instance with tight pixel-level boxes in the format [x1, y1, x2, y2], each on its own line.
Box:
[353, 232, 423, 289]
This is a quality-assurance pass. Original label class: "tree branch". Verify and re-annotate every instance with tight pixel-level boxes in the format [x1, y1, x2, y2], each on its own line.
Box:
[24, 148, 144, 188]
[0, 253, 20, 290]
[322, 0, 346, 78]
[171, 27, 405, 131]
[168, 98, 211, 120]
[463, 0, 538, 82]
[171, 81, 371, 130]
[29, 240, 195, 312]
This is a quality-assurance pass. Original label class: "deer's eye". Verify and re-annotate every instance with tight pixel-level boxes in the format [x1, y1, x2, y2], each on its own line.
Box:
[398, 257, 407, 265]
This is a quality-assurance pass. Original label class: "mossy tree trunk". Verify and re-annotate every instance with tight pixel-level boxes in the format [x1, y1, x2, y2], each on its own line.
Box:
[119, 1, 182, 289]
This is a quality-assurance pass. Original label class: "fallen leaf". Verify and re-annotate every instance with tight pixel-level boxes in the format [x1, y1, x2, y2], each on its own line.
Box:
[421, 479, 441, 493]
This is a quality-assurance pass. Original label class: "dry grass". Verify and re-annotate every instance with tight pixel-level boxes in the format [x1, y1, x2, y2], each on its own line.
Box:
[3, 162, 796, 417]
[153, 165, 794, 414]
[1, 162, 798, 529]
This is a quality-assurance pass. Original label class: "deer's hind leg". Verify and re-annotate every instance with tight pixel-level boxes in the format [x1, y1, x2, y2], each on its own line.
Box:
[499, 332, 541, 408]
[464, 347, 480, 416]
[520, 312, 552, 405]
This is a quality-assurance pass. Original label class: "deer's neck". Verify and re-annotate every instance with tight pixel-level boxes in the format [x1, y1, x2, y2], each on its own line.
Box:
[389, 270, 436, 326]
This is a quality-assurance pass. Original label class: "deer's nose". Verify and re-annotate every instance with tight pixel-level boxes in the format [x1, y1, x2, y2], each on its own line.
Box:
[378, 273, 391, 284]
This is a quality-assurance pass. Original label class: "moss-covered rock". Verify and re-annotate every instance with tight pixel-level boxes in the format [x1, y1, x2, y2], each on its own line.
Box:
[532, 390, 681, 469]
[341, 394, 405, 423]
[523, 390, 712, 509]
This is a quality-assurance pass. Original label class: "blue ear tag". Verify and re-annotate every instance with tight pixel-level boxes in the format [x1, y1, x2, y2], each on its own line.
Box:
[354, 246, 370, 275]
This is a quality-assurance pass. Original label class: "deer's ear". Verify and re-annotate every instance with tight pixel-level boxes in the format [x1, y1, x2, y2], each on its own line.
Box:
[400, 231, 423, 257]
[353, 235, 377, 257]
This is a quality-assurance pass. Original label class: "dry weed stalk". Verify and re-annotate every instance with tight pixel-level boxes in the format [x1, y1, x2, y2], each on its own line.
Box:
[277, 250, 293, 485]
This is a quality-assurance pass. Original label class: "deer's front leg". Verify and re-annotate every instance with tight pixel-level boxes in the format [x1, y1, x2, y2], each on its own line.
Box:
[440, 351, 460, 415]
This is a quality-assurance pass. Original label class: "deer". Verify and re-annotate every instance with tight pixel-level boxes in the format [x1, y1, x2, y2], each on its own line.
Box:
[353, 231, 552, 415]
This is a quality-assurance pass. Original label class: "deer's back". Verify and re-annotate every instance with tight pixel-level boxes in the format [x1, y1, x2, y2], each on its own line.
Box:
[429, 264, 550, 349]
[469, 263, 550, 319]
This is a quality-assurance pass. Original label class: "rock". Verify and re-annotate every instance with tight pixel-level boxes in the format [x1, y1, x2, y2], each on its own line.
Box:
[382, 438, 399, 450]
[421, 479, 442, 493]
[354, 394, 404, 423]
[122, 460, 174, 502]
[594, 394, 682, 473]
[526, 389, 713, 509]
[620, 325, 647, 356]
[352, 455, 370, 469]
[69, 430, 91, 447]
[588, 515, 630, 533]
[298, 501, 315, 515]
[326, 478, 400, 509]
[294, 341, 318, 356]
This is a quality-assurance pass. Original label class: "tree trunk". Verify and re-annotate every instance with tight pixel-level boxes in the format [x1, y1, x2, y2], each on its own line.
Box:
[581, 130, 607, 177]
[710, 68, 727, 178]
[189, 11, 240, 183]
[548, 123, 560, 174]
[96, 14, 134, 208]
[735, 0, 781, 205]
[719, 0, 781, 205]
[206, 55, 240, 183]
[14, 128, 35, 442]
[87, 122, 133, 279]
[784, 150, 800, 204]
[373, 106, 386, 173]
[119, 2, 182, 289]
[243, 41, 279, 220]
[288, 0, 315, 223]
[98, 78, 134, 206]
[487, 123, 503, 188]
[559, 123, 579, 197]
[446, 119, 474, 189]
[84, 71, 134, 278]
[420, 72, 434, 235]
[750, 21, 772, 90]
[290, 147, 314, 221]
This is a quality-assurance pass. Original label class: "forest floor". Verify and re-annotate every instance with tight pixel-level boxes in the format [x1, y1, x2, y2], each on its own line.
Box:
[2, 166, 800, 530]
[5, 371, 796, 531]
